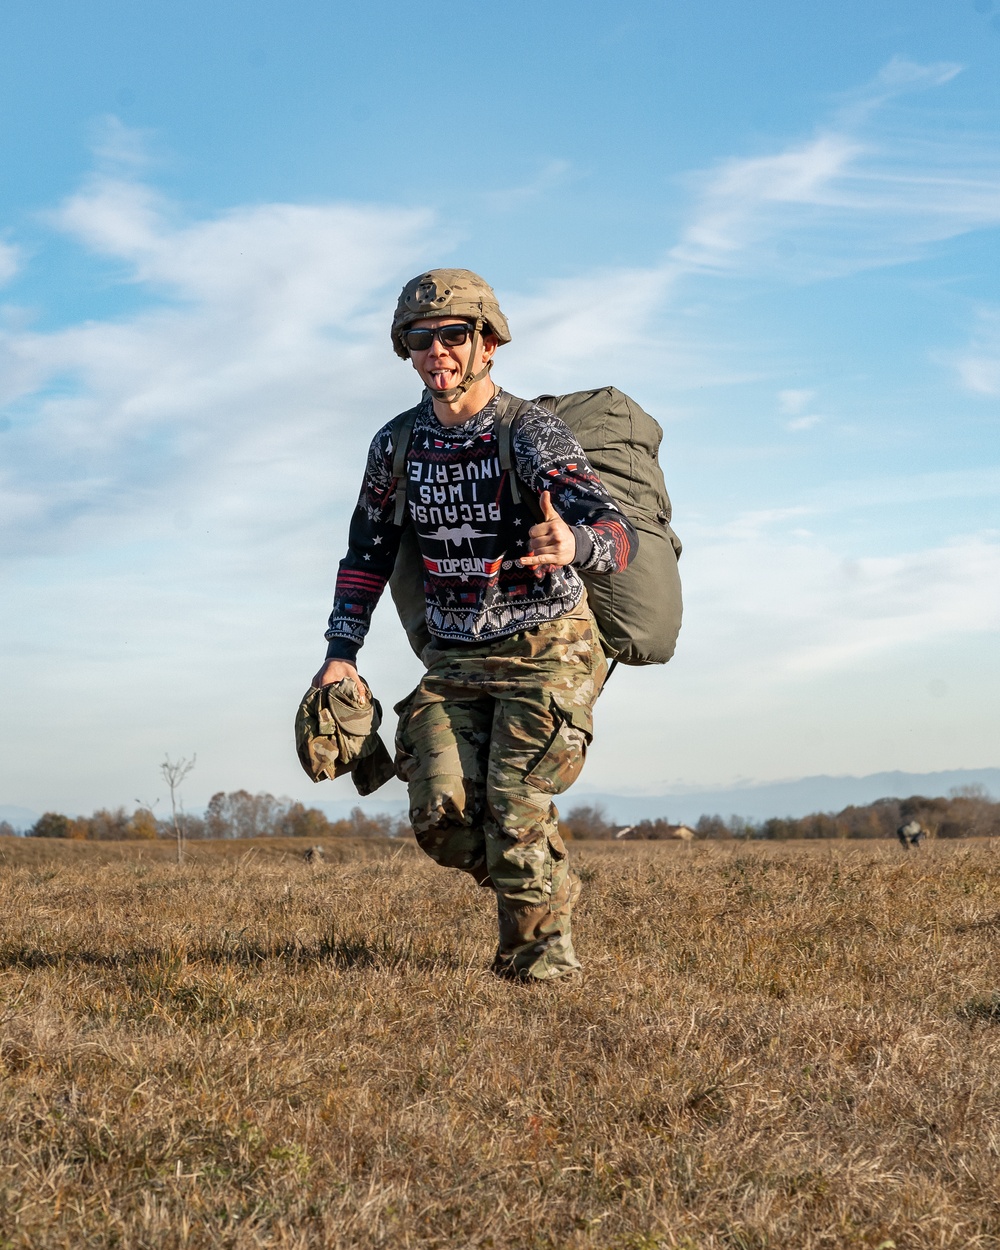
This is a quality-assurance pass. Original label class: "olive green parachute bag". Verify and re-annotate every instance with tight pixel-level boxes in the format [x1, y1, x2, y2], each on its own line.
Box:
[387, 387, 682, 667]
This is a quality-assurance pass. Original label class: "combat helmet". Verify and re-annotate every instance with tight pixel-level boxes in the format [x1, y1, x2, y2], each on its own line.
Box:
[391, 268, 511, 402]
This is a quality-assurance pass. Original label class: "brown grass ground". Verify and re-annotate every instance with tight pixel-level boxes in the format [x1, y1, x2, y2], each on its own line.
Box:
[1, 835, 998, 1249]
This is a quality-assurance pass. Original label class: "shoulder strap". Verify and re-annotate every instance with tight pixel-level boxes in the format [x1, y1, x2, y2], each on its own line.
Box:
[494, 391, 533, 507]
[389, 404, 422, 526]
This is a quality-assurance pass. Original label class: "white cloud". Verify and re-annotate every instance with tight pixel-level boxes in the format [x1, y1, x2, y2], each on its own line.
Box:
[481, 159, 573, 212]
[952, 307, 1000, 396]
[683, 516, 1000, 682]
[778, 391, 823, 430]
[669, 59, 1000, 281]
[956, 356, 1000, 397]
[498, 264, 708, 396]
[837, 56, 962, 124]
[778, 388, 815, 414]
[873, 55, 961, 90]
[53, 175, 433, 326]
[781, 534, 1000, 672]
[89, 113, 155, 173]
[497, 53, 1000, 400]
[0, 241, 19, 285]
[670, 134, 864, 273]
[2, 174, 438, 561]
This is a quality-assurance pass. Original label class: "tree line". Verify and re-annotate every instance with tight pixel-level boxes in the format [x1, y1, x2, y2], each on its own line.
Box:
[4, 786, 997, 843]
[560, 787, 1000, 841]
[2, 791, 408, 841]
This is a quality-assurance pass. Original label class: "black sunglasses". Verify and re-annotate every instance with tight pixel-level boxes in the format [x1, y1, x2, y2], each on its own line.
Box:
[403, 323, 473, 352]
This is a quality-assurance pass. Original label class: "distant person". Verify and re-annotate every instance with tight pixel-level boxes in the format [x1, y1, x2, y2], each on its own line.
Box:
[897, 820, 926, 849]
[311, 269, 637, 983]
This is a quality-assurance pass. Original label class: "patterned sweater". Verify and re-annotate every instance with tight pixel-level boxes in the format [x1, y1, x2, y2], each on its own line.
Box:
[324, 392, 637, 660]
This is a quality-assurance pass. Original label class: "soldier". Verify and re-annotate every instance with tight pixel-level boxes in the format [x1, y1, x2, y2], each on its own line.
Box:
[897, 820, 926, 849]
[311, 269, 637, 983]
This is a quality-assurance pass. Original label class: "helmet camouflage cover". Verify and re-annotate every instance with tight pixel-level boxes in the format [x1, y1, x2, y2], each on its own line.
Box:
[391, 268, 511, 359]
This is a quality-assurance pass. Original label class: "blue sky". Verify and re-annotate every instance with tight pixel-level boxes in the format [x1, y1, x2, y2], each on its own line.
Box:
[1, 0, 998, 816]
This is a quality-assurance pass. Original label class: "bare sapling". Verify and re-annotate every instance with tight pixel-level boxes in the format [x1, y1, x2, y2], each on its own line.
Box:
[160, 754, 196, 864]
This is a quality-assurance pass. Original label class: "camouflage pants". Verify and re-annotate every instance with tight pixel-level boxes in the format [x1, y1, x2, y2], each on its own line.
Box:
[394, 606, 606, 981]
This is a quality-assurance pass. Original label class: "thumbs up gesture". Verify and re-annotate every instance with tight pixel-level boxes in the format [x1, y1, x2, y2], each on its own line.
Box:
[520, 490, 577, 572]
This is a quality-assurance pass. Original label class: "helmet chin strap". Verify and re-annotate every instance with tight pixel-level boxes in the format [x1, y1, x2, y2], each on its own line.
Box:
[425, 319, 492, 404]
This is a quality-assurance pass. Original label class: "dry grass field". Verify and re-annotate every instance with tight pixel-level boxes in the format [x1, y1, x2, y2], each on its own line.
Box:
[1, 834, 999, 1250]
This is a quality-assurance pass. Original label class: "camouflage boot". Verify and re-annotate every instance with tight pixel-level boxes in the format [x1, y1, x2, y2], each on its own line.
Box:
[489, 832, 583, 982]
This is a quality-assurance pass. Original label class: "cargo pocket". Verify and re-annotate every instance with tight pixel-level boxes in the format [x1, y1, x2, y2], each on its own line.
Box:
[523, 698, 593, 796]
[547, 827, 568, 860]
[392, 687, 420, 783]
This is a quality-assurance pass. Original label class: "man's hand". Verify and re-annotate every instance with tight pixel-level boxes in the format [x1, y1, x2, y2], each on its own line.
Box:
[520, 490, 576, 573]
[310, 658, 361, 693]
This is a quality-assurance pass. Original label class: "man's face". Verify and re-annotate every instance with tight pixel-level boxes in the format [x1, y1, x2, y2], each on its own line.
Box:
[407, 317, 497, 395]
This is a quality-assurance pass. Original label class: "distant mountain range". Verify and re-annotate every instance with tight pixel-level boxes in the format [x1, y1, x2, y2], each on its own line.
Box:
[4, 767, 997, 832]
[572, 767, 1000, 825]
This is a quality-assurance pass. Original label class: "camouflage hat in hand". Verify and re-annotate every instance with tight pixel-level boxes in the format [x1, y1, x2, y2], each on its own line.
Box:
[295, 676, 395, 795]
